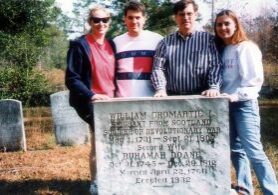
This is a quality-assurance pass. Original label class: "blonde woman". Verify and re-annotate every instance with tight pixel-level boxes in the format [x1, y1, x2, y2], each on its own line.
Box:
[65, 6, 115, 195]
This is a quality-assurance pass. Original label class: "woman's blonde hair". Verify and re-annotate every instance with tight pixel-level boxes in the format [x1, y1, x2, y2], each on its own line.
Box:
[87, 5, 111, 24]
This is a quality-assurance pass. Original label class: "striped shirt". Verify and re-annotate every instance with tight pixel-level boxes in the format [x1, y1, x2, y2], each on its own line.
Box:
[114, 30, 163, 97]
[151, 31, 221, 95]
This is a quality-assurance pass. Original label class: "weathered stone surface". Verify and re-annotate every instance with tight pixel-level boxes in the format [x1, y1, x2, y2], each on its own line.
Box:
[0, 99, 26, 151]
[50, 91, 89, 146]
[94, 96, 230, 195]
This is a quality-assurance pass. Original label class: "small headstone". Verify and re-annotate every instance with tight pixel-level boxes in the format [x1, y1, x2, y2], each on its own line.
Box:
[94, 96, 230, 195]
[0, 99, 26, 151]
[50, 91, 89, 146]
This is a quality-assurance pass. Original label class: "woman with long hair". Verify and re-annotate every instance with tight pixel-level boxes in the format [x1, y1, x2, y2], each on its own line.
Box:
[215, 10, 278, 195]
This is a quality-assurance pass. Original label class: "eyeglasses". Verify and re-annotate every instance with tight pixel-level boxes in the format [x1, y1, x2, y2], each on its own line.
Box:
[177, 12, 194, 18]
[90, 17, 110, 24]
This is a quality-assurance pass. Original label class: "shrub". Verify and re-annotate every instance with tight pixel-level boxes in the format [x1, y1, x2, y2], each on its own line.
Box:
[0, 66, 53, 106]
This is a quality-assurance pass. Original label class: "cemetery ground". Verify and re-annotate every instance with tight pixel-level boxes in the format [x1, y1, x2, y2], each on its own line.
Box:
[0, 68, 278, 195]
[0, 104, 277, 195]
[0, 107, 91, 195]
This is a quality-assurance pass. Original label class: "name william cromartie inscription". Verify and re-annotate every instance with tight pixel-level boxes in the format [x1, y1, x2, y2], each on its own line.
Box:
[94, 96, 230, 195]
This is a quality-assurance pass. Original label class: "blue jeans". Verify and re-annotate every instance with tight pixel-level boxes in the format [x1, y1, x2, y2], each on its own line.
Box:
[230, 100, 278, 195]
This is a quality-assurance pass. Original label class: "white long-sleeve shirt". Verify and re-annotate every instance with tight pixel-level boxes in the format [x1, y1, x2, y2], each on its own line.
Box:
[221, 41, 264, 101]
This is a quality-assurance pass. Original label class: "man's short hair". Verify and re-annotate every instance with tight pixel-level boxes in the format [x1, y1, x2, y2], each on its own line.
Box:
[173, 0, 198, 15]
[124, 1, 146, 16]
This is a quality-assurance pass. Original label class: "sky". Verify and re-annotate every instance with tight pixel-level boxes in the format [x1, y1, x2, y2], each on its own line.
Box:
[55, 0, 277, 34]
[55, 0, 277, 17]
[55, 0, 73, 13]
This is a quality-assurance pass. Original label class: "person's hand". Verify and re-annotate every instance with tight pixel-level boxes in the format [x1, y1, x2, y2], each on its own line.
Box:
[154, 90, 167, 97]
[221, 93, 239, 102]
[201, 89, 220, 97]
[91, 94, 110, 101]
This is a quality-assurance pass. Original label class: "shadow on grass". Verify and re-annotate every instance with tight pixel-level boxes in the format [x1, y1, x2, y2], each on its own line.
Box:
[260, 107, 278, 148]
[0, 179, 90, 195]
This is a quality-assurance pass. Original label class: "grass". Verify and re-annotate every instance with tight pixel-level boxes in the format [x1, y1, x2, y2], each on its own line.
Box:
[259, 98, 278, 106]
[1, 66, 278, 195]
[40, 68, 66, 92]
[23, 107, 55, 150]
[0, 105, 277, 195]
[0, 107, 92, 194]
[0, 146, 91, 195]
[253, 107, 278, 194]
[264, 62, 278, 87]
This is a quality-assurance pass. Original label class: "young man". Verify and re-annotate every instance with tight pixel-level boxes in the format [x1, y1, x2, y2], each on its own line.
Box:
[151, 0, 221, 97]
[113, 1, 163, 97]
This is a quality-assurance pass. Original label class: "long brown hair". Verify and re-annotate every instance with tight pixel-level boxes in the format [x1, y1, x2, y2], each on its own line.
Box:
[214, 10, 248, 47]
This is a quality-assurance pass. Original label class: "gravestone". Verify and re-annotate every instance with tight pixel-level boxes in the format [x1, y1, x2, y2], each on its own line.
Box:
[50, 91, 89, 146]
[93, 96, 230, 195]
[0, 99, 26, 151]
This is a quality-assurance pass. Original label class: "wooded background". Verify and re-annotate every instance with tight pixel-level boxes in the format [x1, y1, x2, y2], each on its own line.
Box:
[0, 0, 277, 106]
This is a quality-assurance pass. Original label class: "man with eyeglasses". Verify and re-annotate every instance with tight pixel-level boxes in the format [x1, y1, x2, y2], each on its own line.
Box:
[151, 0, 221, 97]
[113, 1, 163, 97]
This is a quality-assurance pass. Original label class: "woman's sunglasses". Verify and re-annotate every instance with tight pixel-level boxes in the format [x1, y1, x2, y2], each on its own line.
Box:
[90, 17, 110, 24]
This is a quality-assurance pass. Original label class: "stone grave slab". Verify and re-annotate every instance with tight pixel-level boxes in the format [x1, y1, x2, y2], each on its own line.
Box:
[0, 99, 26, 151]
[93, 96, 230, 195]
[50, 91, 89, 146]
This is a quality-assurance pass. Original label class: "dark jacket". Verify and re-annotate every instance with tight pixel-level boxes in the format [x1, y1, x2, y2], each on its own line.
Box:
[65, 35, 115, 122]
